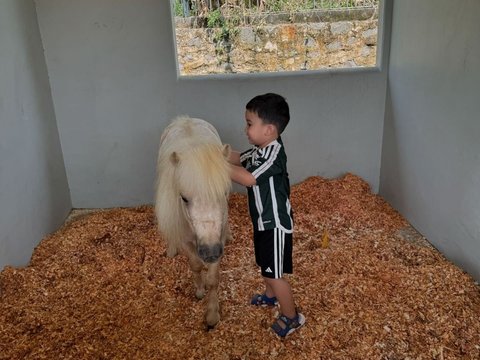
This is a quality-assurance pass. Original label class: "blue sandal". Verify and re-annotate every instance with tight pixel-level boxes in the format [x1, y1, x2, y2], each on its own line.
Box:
[250, 293, 278, 306]
[271, 312, 306, 338]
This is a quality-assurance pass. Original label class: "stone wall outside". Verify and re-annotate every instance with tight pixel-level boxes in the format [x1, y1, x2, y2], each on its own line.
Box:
[174, 10, 378, 75]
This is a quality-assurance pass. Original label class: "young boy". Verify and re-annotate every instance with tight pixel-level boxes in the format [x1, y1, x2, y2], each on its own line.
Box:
[229, 93, 305, 337]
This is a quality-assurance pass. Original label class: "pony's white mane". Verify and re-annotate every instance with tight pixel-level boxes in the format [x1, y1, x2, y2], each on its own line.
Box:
[155, 116, 231, 252]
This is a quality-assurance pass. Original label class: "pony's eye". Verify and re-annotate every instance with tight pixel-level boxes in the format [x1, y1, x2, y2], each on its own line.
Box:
[180, 195, 189, 204]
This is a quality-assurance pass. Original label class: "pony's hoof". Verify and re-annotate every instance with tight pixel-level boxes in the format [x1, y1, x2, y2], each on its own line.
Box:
[205, 312, 220, 328]
[166, 247, 178, 258]
[195, 289, 205, 299]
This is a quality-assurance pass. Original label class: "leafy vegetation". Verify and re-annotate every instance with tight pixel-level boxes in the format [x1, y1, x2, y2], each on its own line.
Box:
[173, 0, 379, 18]
[204, 7, 240, 66]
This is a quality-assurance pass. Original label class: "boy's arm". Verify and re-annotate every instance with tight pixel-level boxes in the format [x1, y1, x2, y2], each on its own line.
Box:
[228, 150, 242, 166]
[231, 165, 256, 187]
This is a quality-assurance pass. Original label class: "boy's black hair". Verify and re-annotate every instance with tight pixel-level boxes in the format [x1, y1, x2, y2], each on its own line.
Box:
[246, 93, 290, 134]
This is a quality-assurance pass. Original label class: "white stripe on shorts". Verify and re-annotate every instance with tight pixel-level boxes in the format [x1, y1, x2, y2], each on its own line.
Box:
[274, 228, 285, 279]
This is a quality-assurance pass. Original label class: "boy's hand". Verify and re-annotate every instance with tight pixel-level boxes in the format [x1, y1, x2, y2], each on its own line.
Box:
[228, 150, 242, 166]
[230, 165, 256, 187]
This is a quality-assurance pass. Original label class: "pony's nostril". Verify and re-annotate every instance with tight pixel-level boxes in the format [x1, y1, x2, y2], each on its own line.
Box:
[197, 245, 208, 260]
[197, 244, 223, 263]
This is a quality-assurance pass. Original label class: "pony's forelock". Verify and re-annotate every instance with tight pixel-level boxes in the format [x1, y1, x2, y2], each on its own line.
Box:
[176, 144, 231, 202]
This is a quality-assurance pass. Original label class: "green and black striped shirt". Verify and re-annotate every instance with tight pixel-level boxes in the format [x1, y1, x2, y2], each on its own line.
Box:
[240, 136, 293, 233]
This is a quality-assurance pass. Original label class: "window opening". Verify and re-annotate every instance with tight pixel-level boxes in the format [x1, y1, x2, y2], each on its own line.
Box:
[171, 0, 381, 76]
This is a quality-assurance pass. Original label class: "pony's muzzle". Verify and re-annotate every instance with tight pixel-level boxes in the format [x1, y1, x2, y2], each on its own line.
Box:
[197, 243, 224, 263]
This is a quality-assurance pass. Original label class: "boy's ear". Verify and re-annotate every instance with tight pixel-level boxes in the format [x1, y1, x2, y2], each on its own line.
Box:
[266, 124, 277, 136]
[222, 144, 231, 159]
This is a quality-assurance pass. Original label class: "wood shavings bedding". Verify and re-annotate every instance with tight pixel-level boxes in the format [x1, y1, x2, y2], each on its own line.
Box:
[1, 174, 479, 359]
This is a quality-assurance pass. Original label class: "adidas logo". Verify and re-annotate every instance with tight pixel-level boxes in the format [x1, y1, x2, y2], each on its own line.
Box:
[265, 267, 272, 273]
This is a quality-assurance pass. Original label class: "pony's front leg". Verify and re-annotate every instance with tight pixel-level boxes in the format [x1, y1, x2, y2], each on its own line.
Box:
[166, 243, 178, 258]
[183, 242, 206, 299]
[225, 223, 233, 244]
[205, 261, 220, 328]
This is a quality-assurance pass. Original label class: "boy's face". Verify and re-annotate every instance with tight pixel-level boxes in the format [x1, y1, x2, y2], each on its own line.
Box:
[244, 110, 274, 147]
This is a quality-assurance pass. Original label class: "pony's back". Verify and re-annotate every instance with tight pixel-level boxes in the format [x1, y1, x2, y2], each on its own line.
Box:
[155, 116, 231, 256]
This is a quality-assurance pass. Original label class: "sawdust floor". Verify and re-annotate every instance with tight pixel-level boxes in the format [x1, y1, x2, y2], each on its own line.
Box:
[1, 174, 479, 359]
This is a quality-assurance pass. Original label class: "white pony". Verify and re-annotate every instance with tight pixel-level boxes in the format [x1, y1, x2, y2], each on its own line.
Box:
[155, 116, 231, 328]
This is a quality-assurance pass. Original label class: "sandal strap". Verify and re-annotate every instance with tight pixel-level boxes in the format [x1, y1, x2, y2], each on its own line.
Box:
[251, 293, 277, 306]
[271, 312, 305, 337]
[278, 314, 299, 327]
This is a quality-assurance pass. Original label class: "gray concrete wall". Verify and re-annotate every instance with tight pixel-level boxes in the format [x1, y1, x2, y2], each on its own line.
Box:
[380, 0, 480, 281]
[34, 0, 390, 208]
[0, 0, 71, 269]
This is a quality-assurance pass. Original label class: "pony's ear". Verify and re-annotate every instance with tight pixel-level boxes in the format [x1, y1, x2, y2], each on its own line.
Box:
[170, 152, 180, 165]
[222, 144, 231, 159]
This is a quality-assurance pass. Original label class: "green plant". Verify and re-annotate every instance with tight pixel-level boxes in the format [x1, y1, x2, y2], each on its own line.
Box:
[207, 9, 225, 28]
[205, 7, 240, 67]
[173, 0, 184, 17]
[178, 1, 379, 20]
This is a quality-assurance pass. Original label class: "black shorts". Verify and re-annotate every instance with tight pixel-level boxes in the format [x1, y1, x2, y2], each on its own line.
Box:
[253, 228, 293, 279]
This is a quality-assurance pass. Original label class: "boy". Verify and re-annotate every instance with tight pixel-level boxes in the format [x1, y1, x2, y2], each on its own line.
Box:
[229, 93, 305, 337]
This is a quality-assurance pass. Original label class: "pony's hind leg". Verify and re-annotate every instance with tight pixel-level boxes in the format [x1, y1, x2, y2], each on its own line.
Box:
[205, 261, 220, 328]
[183, 242, 206, 299]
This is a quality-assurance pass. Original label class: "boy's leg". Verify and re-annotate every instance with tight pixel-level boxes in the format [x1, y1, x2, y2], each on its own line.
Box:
[254, 228, 295, 315]
[264, 281, 275, 298]
[255, 229, 304, 336]
[264, 277, 296, 319]
[266, 276, 305, 337]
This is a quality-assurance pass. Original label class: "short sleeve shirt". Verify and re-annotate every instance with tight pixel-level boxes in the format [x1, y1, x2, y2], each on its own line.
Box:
[240, 137, 293, 233]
